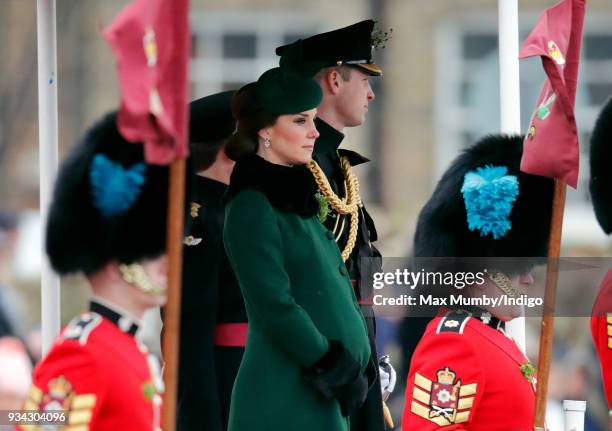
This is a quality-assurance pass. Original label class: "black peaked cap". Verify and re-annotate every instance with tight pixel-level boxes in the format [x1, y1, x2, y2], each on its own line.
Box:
[276, 20, 382, 77]
[189, 90, 236, 144]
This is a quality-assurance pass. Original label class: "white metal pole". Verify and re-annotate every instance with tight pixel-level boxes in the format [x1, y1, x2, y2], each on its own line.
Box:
[563, 400, 586, 431]
[498, 0, 522, 133]
[498, 0, 526, 353]
[37, 0, 60, 355]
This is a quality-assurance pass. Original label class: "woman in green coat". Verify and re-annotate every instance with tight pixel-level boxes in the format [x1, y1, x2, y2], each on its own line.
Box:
[223, 67, 374, 431]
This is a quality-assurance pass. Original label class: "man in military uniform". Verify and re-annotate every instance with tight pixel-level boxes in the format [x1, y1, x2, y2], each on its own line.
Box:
[19, 113, 173, 431]
[401, 134, 554, 430]
[590, 276, 612, 425]
[276, 20, 394, 431]
[175, 91, 245, 431]
[588, 96, 612, 424]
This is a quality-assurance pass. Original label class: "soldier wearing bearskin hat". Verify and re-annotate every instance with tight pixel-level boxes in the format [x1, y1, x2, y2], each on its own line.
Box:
[401, 134, 554, 430]
[19, 113, 177, 430]
[588, 96, 612, 425]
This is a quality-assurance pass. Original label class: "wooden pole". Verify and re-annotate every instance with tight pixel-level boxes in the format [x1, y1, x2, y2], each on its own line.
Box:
[534, 179, 566, 429]
[162, 158, 186, 431]
[534, 2, 583, 428]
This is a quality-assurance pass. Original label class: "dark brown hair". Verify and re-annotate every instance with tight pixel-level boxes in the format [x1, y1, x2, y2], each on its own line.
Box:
[225, 83, 278, 161]
[189, 138, 225, 173]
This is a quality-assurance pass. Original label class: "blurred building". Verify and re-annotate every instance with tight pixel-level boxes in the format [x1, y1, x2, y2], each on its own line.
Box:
[2, 0, 612, 260]
[2, 0, 612, 428]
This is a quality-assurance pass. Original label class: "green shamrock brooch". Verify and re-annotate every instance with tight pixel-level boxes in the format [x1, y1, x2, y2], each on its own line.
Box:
[315, 192, 331, 224]
[520, 361, 537, 385]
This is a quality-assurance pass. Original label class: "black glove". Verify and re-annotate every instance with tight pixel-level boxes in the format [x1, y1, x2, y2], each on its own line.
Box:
[337, 371, 368, 416]
[302, 340, 368, 416]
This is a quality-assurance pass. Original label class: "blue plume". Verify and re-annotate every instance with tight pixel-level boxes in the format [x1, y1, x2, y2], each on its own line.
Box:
[461, 165, 519, 239]
[89, 154, 147, 218]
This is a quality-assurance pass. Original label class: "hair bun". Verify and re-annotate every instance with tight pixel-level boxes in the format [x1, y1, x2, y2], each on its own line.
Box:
[225, 82, 277, 160]
[225, 131, 257, 161]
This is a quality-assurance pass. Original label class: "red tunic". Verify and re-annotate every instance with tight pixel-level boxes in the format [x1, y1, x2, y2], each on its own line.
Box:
[402, 310, 535, 430]
[591, 269, 612, 414]
[20, 301, 163, 431]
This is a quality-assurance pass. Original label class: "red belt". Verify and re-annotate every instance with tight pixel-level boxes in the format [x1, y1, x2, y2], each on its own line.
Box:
[351, 279, 373, 306]
[214, 281, 369, 346]
[214, 323, 248, 347]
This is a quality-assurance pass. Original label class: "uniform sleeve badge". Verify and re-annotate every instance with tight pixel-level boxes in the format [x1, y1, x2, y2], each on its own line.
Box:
[607, 313, 612, 349]
[410, 367, 477, 426]
[24, 376, 97, 429]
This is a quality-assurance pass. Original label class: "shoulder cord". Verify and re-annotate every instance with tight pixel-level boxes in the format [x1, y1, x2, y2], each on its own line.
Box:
[307, 157, 362, 262]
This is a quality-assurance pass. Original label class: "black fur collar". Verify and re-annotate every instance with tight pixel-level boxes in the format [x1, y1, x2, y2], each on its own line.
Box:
[225, 154, 319, 218]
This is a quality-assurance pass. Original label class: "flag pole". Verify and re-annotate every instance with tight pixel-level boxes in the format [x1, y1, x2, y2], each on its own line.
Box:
[161, 157, 186, 431]
[161, 0, 190, 427]
[36, 0, 61, 355]
[534, 1, 584, 427]
[103, 0, 191, 427]
[534, 181, 565, 429]
[498, 0, 526, 353]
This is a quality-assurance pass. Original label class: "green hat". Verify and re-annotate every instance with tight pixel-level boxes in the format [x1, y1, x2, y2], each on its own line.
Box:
[276, 20, 386, 78]
[189, 90, 236, 143]
[253, 67, 322, 115]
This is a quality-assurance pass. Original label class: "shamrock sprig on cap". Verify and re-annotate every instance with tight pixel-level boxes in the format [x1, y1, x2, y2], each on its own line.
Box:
[372, 22, 393, 50]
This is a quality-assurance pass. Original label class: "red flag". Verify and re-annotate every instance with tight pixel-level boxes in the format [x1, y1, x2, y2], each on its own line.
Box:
[519, 0, 585, 188]
[103, 0, 190, 165]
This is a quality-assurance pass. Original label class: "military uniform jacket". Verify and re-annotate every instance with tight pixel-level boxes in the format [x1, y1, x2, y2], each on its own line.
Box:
[591, 269, 612, 413]
[312, 118, 382, 294]
[312, 118, 385, 431]
[402, 310, 536, 430]
[21, 300, 162, 431]
[182, 175, 244, 324]
[223, 154, 371, 431]
[179, 175, 245, 430]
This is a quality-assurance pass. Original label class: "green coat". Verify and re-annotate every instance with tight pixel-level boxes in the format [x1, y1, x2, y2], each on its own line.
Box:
[223, 155, 371, 431]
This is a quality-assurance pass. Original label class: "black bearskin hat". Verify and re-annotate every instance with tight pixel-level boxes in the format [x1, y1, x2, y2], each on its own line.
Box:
[46, 112, 171, 275]
[589, 97, 612, 235]
[413, 134, 554, 275]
